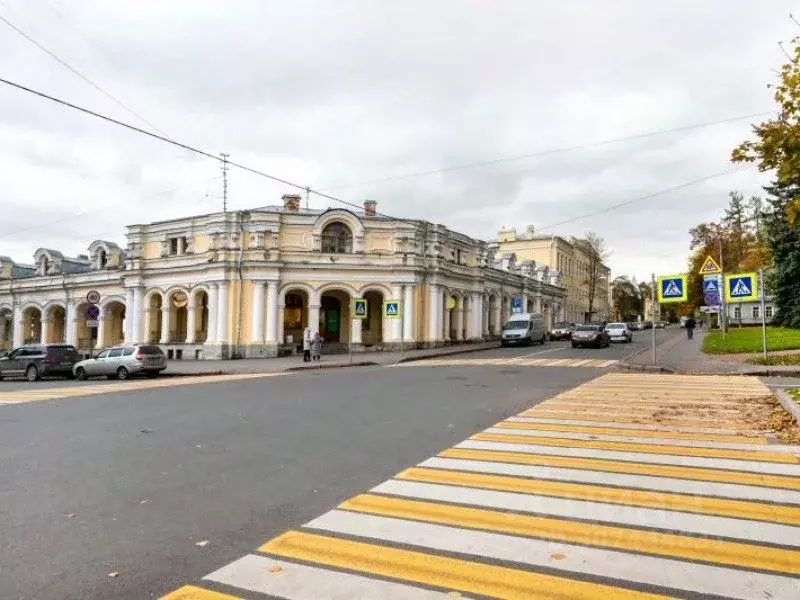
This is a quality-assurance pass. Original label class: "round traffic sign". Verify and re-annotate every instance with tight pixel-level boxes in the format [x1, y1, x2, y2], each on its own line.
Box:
[86, 290, 101, 305]
[86, 305, 100, 320]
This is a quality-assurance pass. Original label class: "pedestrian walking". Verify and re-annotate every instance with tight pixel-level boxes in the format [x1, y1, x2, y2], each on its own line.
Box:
[311, 331, 323, 361]
[302, 327, 312, 362]
[685, 315, 696, 340]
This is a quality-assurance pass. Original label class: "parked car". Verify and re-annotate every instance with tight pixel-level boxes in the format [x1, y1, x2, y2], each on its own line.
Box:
[73, 345, 167, 380]
[571, 324, 611, 349]
[549, 321, 575, 341]
[656, 321, 667, 329]
[0, 344, 81, 381]
[501, 313, 547, 347]
[605, 322, 633, 343]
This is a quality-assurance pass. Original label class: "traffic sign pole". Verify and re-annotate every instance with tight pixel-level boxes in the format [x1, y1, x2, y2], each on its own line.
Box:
[651, 273, 657, 365]
[718, 238, 727, 338]
[759, 268, 767, 361]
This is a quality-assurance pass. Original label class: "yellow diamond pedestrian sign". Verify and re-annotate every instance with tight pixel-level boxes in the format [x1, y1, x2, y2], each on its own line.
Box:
[698, 255, 722, 275]
[725, 272, 758, 302]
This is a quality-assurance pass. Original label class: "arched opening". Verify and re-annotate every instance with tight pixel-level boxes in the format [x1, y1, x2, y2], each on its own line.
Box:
[0, 309, 13, 351]
[39, 255, 49, 276]
[147, 294, 163, 344]
[461, 295, 470, 340]
[527, 298, 535, 313]
[75, 302, 97, 352]
[45, 305, 66, 343]
[448, 295, 459, 341]
[193, 290, 209, 343]
[362, 290, 384, 345]
[169, 291, 189, 342]
[320, 289, 351, 344]
[321, 222, 353, 254]
[22, 307, 42, 344]
[103, 301, 126, 347]
[282, 289, 308, 347]
[98, 248, 107, 269]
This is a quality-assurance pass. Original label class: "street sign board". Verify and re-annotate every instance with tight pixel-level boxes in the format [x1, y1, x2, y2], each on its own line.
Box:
[511, 297, 523, 314]
[698, 256, 722, 275]
[384, 300, 401, 319]
[702, 274, 721, 307]
[85, 305, 100, 320]
[353, 298, 368, 319]
[657, 274, 687, 303]
[86, 290, 101, 305]
[725, 272, 758, 303]
[86, 319, 99, 328]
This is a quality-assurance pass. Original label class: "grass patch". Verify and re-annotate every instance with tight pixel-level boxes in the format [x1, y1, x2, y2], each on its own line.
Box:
[748, 353, 800, 366]
[702, 326, 800, 354]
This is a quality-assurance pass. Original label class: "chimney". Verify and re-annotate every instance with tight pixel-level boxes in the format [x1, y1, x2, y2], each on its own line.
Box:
[363, 200, 377, 216]
[282, 194, 301, 213]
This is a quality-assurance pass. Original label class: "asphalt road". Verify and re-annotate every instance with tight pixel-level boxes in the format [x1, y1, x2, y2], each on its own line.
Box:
[0, 332, 663, 599]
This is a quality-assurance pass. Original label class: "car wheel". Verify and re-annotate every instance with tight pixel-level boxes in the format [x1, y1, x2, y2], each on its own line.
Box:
[116, 366, 130, 381]
[75, 367, 88, 381]
[26, 365, 40, 382]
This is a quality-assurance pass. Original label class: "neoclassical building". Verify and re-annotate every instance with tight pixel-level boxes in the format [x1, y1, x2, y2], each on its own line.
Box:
[0, 195, 567, 359]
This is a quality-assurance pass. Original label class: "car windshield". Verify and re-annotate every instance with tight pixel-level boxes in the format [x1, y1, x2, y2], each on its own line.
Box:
[607, 323, 626, 329]
[553, 322, 570, 328]
[138, 346, 165, 355]
[504, 320, 528, 330]
[575, 325, 599, 332]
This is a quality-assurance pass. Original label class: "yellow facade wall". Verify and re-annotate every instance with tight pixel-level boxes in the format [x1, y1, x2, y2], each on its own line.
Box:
[142, 241, 161, 260]
[194, 234, 211, 253]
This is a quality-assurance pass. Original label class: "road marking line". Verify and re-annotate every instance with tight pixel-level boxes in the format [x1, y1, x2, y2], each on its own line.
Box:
[203, 554, 468, 600]
[160, 585, 242, 599]
[304, 510, 800, 600]
[458, 439, 800, 476]
[509, 416, 751, 434]
[341, 493, 800, 574]
[419, 456, 800, 504]
[528, 404, 745, 417]
[494, 419, 766, 443]
[440, 448, 800, 491]
[397, 467, 800, 525]
[260, 530, 672, 600]
[372, 479, 800, 547]
[482, 427, 789, 452]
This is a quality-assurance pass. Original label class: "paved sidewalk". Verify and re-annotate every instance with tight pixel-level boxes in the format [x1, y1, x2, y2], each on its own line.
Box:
[164, 342, 501, 376]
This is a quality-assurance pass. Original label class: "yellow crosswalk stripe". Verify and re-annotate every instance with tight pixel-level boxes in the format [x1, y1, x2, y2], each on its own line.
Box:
[161, 585, 242, 599]
[522, 411, 754, 429]
[397, 467, 800, 525]
[340, 493, 800, 575]
[259, 530, 672, 600]
[439, 447, 800, 490]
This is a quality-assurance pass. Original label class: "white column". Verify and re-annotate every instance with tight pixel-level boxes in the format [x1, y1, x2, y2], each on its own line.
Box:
[522, 294, 529, 314]
[308, 303, 321, 334]
[216, 281, 229, 344]
[12, 306, 23, 348]
[391, 285, 403, 341]
[124, 289, 134, 342]
[471, 293, 481, 339]
[40, 317, 51, 344]
[0, 316, 6, 345]
[186, 297, 197, 344]
[403, 284, 414, 342]
[207, 284, 218, 343]
[482, 297, 490, 336]
[66, 303, 77, 347]
[251, 281, 265, 344]
[442, 293, 449, 340]
[455, 296, 464, 341]
[427, 284, 439, 341]
[95, 307, 106, 349]
[351, 316, 362, 344]
[265, 281, 279, 343]
[493, 299, 502, 335]
[534, 294, 542, 313]
[159, 305, 171, 344]
[132, 288, 144, 344]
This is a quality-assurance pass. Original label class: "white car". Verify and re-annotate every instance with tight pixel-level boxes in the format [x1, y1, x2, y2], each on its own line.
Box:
[605, 322, 633, 343]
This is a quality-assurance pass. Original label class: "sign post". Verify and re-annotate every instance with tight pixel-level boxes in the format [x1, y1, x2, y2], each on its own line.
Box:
[384, 300, 403, 356]
[650, 273, 657, 365]
[759, 268, 767, 361]
[352, 298, 368, 364]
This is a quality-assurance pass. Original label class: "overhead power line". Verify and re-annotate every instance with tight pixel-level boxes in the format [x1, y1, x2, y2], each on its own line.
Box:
[0, 9, 165, 135]
[0, 75, 759, 237]
[322, 112, 771, 191]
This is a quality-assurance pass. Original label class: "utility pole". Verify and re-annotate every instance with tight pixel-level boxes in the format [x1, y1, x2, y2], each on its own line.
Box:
[718, 233, 727, 339]
[650, 273, 657, 365]
[759, 268, 767, 360]
[220, 153, 229, 212]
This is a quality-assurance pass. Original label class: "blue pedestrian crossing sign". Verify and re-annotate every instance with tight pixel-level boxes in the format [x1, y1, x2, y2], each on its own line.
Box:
[657, 274, 687, 303]
[353, 298, 368, 319]
[702, 275, 720, 293]
[725, 272, 758, 302]
[384, 300, 401, 319]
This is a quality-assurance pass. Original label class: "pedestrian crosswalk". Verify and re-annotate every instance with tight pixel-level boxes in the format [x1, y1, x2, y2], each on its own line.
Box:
[395, 356, 620, 369]
[0, 373, 285, 406]
[162, 373, 800, 599]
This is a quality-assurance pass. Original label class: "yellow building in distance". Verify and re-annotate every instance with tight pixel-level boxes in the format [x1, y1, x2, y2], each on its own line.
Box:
[0, 196, 567, 359]
[493, 225, 611, 324]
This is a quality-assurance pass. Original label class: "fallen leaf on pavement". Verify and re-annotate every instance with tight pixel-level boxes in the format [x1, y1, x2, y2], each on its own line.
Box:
[550, 552, 566, 560]
[108, 572, 119, 578]
[268, 565, 283, 573]
[195, 540, 209, 547]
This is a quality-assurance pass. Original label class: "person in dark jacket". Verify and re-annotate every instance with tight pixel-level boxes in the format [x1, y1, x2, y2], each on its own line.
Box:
[685, 316, 696, 339]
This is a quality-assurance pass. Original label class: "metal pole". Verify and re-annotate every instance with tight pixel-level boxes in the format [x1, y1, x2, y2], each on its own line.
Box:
[759, 268, 767, 360]
[718, 235, 727, 338]
[349, 310, 353, 365]
[650, 273, 657, 365]
[400, 299, 404, 358]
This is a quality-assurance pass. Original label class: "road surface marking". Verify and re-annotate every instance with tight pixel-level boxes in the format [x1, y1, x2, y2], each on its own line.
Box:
[395, 356, 620, 369]
[161, 586, 242, 600]
[510, 415, 751, 434]
[259, 530, 672, 600]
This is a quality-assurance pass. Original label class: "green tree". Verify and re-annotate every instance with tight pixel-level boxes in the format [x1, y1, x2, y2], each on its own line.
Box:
[762, 181, 800, 327]
[611, 276, 640, 321]
[573, 232, 610, 322]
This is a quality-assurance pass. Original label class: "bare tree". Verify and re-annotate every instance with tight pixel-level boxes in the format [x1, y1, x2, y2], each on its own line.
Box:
[574, 232, 610, 322]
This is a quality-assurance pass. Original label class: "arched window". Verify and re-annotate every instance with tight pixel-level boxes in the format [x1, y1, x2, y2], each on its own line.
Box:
[321, 222, 353, 254]
[39, 255, 49, 275]
[98, 249, 107, 269]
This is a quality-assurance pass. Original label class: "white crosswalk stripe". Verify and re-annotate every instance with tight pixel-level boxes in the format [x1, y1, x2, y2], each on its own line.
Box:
[394, 356, 620, 369]
[162, 374, 800, 600]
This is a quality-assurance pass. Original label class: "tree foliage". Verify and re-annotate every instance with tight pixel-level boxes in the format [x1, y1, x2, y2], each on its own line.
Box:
[762, 181, 800, 327]
[611, 276, 641, 321]
[573, 231, 610, 322]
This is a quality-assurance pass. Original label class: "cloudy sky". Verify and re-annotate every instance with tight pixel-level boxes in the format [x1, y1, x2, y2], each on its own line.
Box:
[0, 1, 791, 279]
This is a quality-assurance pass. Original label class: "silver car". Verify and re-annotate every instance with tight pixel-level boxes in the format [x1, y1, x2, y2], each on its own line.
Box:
[73, 345, 167, 380]
[605, 322, 633, 343]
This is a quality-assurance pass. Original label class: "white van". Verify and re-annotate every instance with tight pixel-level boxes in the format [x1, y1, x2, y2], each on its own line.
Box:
[501, 312, 547, 347]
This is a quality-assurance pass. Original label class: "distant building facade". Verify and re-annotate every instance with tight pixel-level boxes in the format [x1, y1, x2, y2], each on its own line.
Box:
[492, 226, 611, 323]
[0, 196, 567, 359]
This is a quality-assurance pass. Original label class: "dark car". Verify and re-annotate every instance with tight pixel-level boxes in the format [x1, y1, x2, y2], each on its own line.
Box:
[0, 344, 81, 381]
[571, 324, 611, 349]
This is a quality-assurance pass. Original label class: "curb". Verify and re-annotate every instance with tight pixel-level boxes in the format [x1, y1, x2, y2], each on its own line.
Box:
[396, 343, 501, 364]
[616, 363, 676, 373]
[775, 388, 800, 423]
[284, 361, 378, 372]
